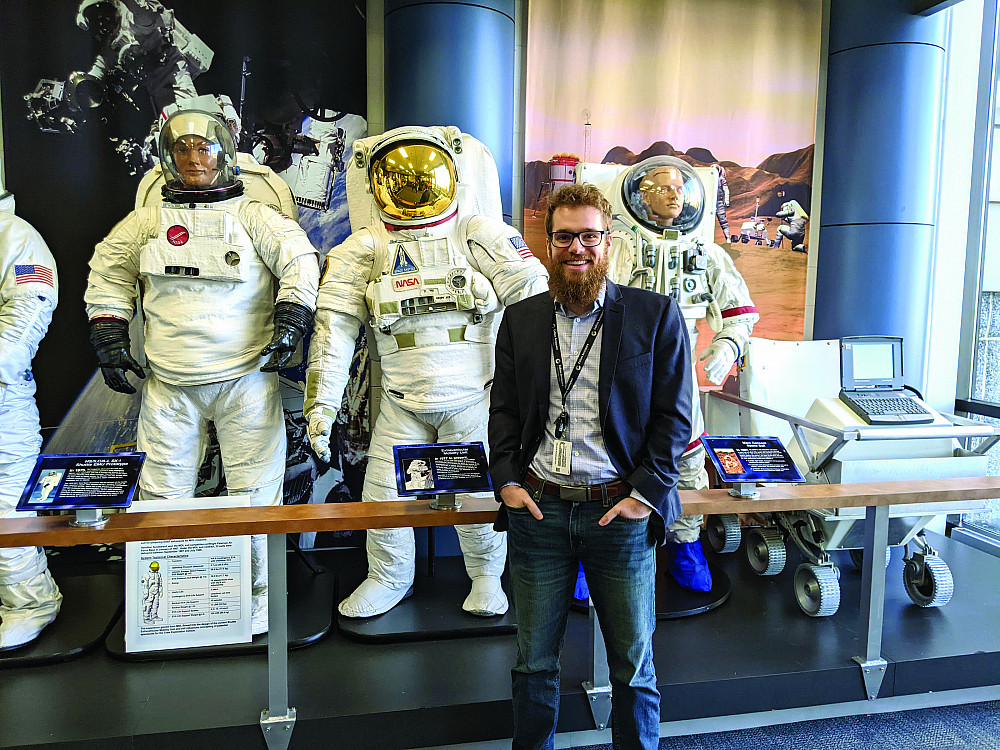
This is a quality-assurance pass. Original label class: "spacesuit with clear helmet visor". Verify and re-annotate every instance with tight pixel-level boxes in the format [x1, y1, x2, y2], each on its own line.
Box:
[607, 156, 759, 591]
[85, 109, 319, 634]
[305, 125, 549, 619]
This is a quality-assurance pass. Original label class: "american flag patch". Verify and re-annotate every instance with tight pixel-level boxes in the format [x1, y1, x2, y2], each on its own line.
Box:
[509, 235, 533, 259]
[14, 264, 54, 287]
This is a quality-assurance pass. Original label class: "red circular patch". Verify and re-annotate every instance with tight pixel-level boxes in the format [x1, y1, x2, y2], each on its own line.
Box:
[167, 225, 189, 246]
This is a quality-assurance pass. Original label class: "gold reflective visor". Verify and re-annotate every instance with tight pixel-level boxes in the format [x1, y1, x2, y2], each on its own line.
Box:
[370, 142, 457, 221]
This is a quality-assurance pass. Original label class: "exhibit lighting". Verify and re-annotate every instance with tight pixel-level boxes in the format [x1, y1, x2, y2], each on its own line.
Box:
[399, 146, 408, 157]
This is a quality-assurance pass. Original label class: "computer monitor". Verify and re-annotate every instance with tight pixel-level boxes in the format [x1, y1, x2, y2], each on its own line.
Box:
[840, 336, 904, 392]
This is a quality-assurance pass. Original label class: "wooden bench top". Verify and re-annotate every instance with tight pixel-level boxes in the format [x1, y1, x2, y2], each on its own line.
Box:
[1, 476, 998, 548]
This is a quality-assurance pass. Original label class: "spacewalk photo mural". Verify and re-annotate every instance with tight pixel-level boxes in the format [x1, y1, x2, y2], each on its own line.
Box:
[523, 0, 822, 380]
[0, 0, 371, 533]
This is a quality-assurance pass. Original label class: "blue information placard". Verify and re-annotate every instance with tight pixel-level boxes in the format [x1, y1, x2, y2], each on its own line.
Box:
[16, 453, 145, 511]
[701, 436, 804, 484]
[393, 442, 492, 497]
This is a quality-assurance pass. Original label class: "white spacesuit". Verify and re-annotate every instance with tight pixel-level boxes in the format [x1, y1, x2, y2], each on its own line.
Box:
[305, 125, 549, 618]
[598, 156, 758, 590]
[85, 110, 319, 634]
[0, 191, 63, 650]
[140, 560, 163, 622]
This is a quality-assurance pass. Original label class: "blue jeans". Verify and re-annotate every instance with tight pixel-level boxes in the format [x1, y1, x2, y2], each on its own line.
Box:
[506, 493, 659, 750]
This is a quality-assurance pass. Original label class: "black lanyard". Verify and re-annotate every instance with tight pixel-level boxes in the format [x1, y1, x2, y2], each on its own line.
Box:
[551, 303, 604, 439]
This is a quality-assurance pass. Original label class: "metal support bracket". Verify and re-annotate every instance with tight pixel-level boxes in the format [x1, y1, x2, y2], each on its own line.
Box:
[582, 681, 613, 731]
[260, 707, 297, 750]
[852, 657, 887, 700]
[584, 601, 612, 730]
[261, 532, 295, 749]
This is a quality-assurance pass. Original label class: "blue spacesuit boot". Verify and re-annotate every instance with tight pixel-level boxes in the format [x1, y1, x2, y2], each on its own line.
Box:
[573, 562, 590, 601]
[665, 539, 713, 592]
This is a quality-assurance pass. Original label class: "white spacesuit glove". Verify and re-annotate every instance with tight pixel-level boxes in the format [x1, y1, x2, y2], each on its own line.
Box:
[307, 410, 335, 463]
[699, 339, 739, 385]
[471, 273, 500, 316]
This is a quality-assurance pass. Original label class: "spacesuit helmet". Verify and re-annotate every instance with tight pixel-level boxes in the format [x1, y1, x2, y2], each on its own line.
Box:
[149, 562, 160, 572]
[623, 156, 705, 235]
[158, 109, 243, 201]
[367, 133, 458, 225]
[77, 0, 120, 38]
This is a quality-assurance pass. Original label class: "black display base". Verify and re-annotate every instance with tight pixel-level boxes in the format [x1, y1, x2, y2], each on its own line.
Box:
[337, 555, 517, 643]
[0, 573, 122, 669]
[104, 549, 335, 661]
[654, 556, 731, 619]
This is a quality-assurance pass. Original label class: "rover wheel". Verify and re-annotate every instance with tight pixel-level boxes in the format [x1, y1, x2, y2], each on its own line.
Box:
[706, 514, 741, 553]
[794, 563, 841, 617]
[903, 555, 954, 608]
[745, 527, 786, 576]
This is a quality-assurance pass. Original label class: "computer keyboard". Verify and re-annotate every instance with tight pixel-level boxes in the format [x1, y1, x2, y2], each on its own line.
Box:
[839, 391, 935, 425]
[850, 396, 930, 415]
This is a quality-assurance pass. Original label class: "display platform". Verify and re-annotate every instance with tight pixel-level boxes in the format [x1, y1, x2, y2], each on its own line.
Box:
[2, 532, 999, 749]
[104, 548, 335, 660]
[0, 573, 122, 669]
[337, 554, 517, 643]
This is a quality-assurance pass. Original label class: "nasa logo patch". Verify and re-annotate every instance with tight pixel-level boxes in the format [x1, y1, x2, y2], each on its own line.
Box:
[167, 225, 190, 246]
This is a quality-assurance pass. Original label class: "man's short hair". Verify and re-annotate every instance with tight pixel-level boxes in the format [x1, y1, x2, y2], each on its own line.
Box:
[545, 183, 613, 234]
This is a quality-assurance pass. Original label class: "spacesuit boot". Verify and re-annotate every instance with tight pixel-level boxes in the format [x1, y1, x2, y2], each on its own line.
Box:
[664, 540, 712, 592]
[250, 534, 269, 635]
[339, 524, 416, 618]
[573, 562, 590, 602]
[456, 523, 508, 616]
[0, 568, 63, 650]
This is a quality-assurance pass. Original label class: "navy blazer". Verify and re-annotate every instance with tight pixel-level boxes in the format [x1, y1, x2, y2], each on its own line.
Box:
[488, 280, 693, 541]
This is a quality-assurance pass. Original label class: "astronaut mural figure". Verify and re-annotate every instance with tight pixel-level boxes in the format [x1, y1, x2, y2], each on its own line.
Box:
[775, 199, 809, 253]
[85, 109, 320, 634]
[0, 190, 63, 650]
[306, 125, 549, 618]
[606, 156, 758, 590]
[141, 561, 163, 622]
[714, 163, 731, 241]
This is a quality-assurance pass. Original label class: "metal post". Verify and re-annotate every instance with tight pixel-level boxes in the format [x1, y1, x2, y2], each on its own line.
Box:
[853, 503, 889, 700]
[582, 601, 612, 730]
[260, 533, 296, 750]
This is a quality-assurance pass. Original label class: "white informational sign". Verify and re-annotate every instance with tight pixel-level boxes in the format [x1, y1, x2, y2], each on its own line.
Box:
[125, 496, 252, 653]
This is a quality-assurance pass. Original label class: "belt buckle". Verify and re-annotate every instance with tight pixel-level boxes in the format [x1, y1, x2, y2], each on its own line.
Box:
[561, 485, 589, 502]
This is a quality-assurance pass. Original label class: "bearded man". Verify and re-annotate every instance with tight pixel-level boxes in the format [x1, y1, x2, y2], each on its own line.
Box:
[488, 183, 693, 750]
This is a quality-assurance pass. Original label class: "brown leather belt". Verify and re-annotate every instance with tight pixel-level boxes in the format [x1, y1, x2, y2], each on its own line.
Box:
[523, 470, 630, 503]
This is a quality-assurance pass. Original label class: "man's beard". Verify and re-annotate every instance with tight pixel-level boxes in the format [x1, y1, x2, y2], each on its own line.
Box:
[549, 254, 610, 309]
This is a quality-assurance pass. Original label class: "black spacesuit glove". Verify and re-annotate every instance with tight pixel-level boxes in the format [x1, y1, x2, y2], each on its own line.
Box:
[89, 317, 145, 394]
[260, 301, 314, 372]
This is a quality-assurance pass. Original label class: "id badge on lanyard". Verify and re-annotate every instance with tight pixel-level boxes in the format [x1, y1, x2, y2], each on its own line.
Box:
[550, 304, 603, 475]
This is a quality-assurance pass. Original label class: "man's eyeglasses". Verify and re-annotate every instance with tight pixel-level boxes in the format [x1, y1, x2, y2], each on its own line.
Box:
[547, 230, 608, 248]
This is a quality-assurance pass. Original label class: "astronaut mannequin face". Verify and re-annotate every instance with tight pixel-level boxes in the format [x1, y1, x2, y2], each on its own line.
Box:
[171, 135, 220, 188]
[639, 166, 685, 227]
[157, 109, 241, 200]
[622, 156, 705, 236]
